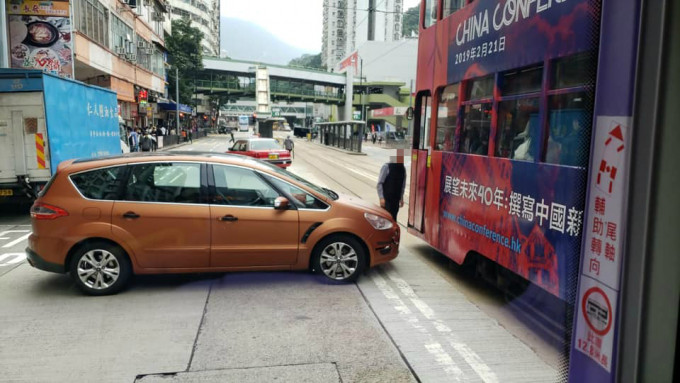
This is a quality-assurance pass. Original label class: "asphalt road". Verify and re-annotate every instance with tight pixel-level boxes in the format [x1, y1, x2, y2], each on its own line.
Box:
[0, 131, 563, 382]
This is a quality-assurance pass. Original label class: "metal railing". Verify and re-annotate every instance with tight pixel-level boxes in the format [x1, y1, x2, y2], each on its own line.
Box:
[316, 121, 365, 153]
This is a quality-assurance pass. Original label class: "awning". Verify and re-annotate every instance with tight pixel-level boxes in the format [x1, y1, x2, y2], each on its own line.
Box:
[158, 102, 192, 113]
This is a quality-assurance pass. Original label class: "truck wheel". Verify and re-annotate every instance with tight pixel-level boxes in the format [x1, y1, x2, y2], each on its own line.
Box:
[69, 242, 131, 296]
[313, 235, 366, 283]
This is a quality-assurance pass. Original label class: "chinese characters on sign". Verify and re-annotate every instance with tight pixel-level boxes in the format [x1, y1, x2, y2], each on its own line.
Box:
[443, 175, 583, 237]
[574, 117, 629, 373]
[7, 1, 74, 79]
[582, 121, 626, 286]
[87, 102, 119, 120]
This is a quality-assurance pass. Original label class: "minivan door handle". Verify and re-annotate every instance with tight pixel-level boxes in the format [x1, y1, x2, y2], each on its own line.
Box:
[123, 212, 140, 219]
[218, 215, 238, 222]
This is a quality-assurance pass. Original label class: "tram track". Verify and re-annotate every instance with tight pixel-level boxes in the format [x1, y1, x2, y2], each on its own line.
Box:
[293, 138, 567, 369]
[292, 140, 411, 210]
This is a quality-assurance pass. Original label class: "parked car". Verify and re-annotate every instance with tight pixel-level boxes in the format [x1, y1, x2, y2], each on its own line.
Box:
[26, 152, 400, 295]
[229, 138, 292, 168]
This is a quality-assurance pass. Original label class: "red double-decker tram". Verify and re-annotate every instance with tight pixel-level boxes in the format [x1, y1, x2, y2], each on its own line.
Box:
[406, 0, 677, 380]
[409, 0, 601, 301]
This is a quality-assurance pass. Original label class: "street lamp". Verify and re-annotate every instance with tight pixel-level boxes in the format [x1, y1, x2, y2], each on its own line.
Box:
[350, 55, 364, 122]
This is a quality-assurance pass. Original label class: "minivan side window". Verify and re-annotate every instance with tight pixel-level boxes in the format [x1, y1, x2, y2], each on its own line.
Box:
[70, 166, 126, 200]
[211, 165, 280, 207]
[124, 162, 201, 203]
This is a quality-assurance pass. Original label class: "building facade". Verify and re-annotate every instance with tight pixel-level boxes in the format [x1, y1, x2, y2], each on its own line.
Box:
[166, 0, 219, 56]
[321, 0, 403, 70]
[71, 0, 170, 129]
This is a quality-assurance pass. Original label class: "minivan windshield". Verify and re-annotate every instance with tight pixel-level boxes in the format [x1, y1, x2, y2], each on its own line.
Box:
[259, 161, 338, 200]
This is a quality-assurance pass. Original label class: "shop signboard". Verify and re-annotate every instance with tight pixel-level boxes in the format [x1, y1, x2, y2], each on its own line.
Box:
[6, 0, 74, 79]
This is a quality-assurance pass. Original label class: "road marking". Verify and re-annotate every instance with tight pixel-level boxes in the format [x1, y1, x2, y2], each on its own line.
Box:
[2, 233, 31, 248]
[425, 343, 465, 378]
[370, 271, 465, 381]
[345, 165, 378, 182]
[0, 230, 30, 236]
[0, 253, 26, 266]
[385, 270, 499, 383]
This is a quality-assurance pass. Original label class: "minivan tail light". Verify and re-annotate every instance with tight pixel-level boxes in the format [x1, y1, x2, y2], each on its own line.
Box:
[30, 203, 69, 220]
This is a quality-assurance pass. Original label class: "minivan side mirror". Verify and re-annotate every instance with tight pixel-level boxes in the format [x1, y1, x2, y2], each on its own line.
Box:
[274, 196, 289, 210]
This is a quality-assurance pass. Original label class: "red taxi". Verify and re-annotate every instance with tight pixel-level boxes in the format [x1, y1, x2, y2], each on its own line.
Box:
[229, 138, 292, 168]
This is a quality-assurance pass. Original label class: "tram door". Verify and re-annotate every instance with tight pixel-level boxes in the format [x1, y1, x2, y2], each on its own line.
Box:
[408, 93, 431, 232]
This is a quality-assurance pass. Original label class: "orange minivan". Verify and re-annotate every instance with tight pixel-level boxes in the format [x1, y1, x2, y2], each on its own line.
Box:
[26, 153, 399, 295]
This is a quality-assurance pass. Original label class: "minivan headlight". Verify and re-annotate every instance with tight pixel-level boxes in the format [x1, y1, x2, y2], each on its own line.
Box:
[364, 212, 393, 230]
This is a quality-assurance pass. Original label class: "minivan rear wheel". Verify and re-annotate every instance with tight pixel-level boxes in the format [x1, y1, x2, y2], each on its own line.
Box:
[69, 242, 131, 296]
[313, 235, 366, 283]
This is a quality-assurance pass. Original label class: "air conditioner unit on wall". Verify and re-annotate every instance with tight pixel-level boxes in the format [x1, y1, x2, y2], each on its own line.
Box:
[115, 46, 125, 55]
[137, 40, 146, 48]
[128, 54, 137, 62]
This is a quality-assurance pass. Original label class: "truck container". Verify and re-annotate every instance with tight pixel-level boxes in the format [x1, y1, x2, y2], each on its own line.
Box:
[0, 69, 124, 203]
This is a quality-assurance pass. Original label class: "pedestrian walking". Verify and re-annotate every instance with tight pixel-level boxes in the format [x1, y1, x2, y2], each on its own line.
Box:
[284, 135, 294, 159]
[377, 149, 406, 221]
[151, 126, 158, 151]
[140, 130, 154, 152]
[229, 130, 235, 143]
[128, 127, 139, 152]
[372, 133, 377, 144]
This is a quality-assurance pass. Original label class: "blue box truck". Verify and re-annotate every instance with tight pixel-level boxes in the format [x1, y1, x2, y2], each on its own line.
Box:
[0, 69, 126, 203]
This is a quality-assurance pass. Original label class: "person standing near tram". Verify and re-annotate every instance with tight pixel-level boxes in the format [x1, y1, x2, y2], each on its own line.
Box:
[377, 149, 406, 221]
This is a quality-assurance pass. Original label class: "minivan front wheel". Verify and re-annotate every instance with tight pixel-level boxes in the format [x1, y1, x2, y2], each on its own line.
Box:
[313, 235, 366, 283]
[70, 242, 131, 296]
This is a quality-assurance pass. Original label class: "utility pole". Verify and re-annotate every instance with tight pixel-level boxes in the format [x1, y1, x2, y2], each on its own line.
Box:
[175, 67, 180, 135]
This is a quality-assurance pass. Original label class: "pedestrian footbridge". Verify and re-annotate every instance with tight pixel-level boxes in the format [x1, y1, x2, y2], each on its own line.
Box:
[196, 57, 347, 107]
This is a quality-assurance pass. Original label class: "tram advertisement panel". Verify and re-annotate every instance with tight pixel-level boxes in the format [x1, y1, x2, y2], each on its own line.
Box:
[445, 0, 599, 83]
[438, 153, 587, 300]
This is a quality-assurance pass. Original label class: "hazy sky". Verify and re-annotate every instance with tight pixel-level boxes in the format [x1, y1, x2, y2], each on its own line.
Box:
[221, 0, 421, 52]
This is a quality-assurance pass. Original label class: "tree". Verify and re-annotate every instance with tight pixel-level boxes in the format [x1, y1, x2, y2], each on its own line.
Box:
[288, 53, 324, 70]
[166, 18, 204, 106]
[402, 5, 419, 38]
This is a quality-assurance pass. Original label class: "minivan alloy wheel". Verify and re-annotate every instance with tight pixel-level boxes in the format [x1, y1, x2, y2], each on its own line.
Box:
[320, 242, 358, 280]
[76, 249, 120, 290]
[70, 241, 131, 295]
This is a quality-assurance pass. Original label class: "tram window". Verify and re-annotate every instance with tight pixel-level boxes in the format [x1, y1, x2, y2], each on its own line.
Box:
[436, 84, 459, 151]
[502, 65, 543, 96]
[443, 0, 466, 18]
[466, 75, 494, 100]
[545, 92, 592, 167]
[424, 0, 437, 28]
[458, 103, 491, 155]
[415, 93, 432, 149]
[496, 98, 540, 160]
[552, 53, 595, 89]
